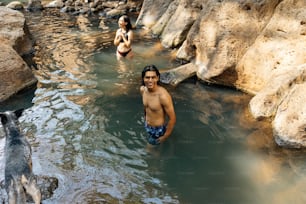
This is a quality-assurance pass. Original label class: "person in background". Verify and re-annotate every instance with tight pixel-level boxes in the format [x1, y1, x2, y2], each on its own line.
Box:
[114, 15, 134, 60]
[140, 65, 176, 146]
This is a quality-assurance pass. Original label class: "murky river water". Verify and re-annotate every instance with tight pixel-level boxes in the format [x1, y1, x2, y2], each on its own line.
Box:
[1, 8, 306, 204]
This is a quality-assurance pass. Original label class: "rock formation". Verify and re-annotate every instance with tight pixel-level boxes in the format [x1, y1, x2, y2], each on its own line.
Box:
[0, 7, 37, 102]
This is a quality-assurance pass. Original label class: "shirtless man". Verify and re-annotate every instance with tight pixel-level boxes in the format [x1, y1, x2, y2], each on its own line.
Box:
[113, 15, 133, 60]
[140, 65, 176, 145]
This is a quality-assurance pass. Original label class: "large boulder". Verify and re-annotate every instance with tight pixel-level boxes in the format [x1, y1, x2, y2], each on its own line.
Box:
[273, 81, 306, 148]
[0, 6, 34, 56]
[0, 7, 37, 102]
[249, 64, 306, 119]
[236, 0, 306, 94]
[0, 41, 37, 102]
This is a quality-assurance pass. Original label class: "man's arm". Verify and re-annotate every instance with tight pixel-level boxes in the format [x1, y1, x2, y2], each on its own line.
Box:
[158, 89, 176, 143]
[140, 85, 146, 95]
[140, 86, 146, 118]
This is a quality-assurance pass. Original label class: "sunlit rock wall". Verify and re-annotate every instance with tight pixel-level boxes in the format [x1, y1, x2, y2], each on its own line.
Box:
[0, 7, 37, 102]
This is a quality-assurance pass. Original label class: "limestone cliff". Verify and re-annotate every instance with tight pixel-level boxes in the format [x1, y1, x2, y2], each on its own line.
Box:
[136, 0, 306, 148]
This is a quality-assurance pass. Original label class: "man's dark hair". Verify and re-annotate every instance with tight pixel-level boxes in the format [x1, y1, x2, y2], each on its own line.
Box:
[141, 65, 161, 85]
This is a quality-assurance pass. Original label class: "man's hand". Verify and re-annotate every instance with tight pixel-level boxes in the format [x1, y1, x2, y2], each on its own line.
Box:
[157, 135, 168, 144]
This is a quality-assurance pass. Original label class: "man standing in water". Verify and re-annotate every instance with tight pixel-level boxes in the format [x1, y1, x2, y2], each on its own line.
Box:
[140, 65, 176, 145]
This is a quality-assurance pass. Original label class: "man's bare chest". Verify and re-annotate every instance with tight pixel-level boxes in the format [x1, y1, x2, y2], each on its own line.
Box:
[143, 93, 161, 111]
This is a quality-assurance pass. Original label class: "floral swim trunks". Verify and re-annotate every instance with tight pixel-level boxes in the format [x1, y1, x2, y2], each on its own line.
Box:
[144, 122, 166, 145]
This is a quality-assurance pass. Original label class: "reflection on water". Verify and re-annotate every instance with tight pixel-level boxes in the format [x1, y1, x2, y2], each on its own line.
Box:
[1, 8, 306, 204]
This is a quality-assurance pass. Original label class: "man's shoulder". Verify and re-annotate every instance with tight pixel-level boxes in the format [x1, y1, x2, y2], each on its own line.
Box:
[158, 85, 169, 93]
[157, 86, 171, 99]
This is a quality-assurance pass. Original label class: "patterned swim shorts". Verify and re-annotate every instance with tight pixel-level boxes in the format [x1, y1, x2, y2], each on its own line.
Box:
[145, 122, 166, 145]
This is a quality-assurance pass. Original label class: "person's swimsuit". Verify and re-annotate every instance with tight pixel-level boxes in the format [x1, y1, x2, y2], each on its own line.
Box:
[145, 122, 166, 145]
[117, 49, 131, 57]
[120, 31, 129, 43]
[117, 30, 131, 57]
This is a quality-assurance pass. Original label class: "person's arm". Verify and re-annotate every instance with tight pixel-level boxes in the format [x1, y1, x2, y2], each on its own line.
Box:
[114, 30, 121, 46]
[140, 85, 145, 95]
[158, 90, 176, 143]
[140, 86, 147, 119]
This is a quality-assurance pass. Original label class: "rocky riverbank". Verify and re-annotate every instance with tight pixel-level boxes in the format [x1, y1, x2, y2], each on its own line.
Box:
[0, 0, 305, 148]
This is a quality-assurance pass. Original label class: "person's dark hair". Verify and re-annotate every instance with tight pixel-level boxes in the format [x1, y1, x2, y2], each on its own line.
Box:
[141, 65, 161, 85]
[121, 15, 132, 32]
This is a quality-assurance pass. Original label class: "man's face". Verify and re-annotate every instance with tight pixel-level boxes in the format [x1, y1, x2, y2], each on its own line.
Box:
[144, 71, 159, 89]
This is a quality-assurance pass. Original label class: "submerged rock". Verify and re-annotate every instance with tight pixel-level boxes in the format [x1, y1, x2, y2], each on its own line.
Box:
[1, 175, 59, 202]
[35, 175, 59, 201]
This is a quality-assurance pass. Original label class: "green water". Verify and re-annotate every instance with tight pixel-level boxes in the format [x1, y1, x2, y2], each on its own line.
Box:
[1, 8, 306, 204]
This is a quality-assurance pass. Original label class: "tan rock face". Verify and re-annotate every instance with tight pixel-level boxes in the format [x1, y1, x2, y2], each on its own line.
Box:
[151, 0, 179, 37]
[236, 0, 306, 93]
[0, 43, 37, 101]
[0, 7, 33, 56]
[135, 0, 172, 28]
[244, 0, 306, 148]
[273, 82, 306, 148]
[194, 0, 280, 84]
[160, 0, 202, 48]
[0, 7, 37, 102]
[249, 65, 306, 119]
